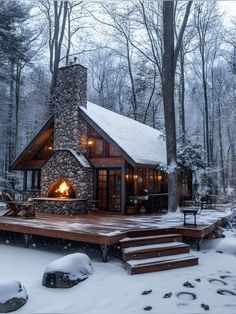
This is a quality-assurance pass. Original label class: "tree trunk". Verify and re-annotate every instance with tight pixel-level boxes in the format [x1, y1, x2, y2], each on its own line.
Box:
[178, 48, 186, 143]
[8, 61, 15, 165]
[217, 99, 225, 193]
[162, 1, 178, 212]
[202, 59, 210, 167]
[14, 61, 21, 158]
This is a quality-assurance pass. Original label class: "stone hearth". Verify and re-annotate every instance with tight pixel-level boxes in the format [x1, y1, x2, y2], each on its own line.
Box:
[32, 198, 88, 216]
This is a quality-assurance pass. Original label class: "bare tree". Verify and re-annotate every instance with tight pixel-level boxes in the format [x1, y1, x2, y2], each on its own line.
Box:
[193, 1, 222, 166]
[86, 2, 157, 121]
[162, 1, 193, 212]
[39, 1, 68, 92]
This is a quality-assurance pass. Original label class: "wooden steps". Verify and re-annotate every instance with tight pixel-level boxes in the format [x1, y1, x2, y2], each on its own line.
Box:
[120, 233, 183, 248]
[126, 253, 199, 275]
[122, 242, 190, 261]
[120, 233, 198, 275]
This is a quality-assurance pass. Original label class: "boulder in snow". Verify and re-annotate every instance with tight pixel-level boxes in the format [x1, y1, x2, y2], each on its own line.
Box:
[42, 253, 93, 288]
[0, 280, 27, 313]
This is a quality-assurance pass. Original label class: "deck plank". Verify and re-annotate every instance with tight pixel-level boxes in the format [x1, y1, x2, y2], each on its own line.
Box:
[0, 205, 231, 245]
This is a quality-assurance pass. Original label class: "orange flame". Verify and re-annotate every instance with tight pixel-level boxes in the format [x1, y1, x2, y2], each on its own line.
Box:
[55, 180, 70, 197]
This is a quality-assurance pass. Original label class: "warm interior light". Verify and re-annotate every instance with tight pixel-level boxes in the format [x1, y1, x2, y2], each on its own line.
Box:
[157, 175, 162, 181]
[125, 174, 129, 180]
[87, 138, 94, 146]
[48, 146, 53, 151]
[55, 180, 70, 198]
[133, 174, 138, 180]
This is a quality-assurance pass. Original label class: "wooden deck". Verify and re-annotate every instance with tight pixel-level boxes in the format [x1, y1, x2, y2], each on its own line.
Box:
[0, 204, 232, 247]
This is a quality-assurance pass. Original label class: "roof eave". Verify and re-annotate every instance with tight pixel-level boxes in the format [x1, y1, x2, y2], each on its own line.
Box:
[10, 115, 54, 171]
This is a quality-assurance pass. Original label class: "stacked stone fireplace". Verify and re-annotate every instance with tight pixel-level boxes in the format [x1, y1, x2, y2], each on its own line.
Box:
[35, 64, 93, 215]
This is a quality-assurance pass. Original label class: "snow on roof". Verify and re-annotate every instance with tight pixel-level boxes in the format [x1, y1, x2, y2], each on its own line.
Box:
[80, 102, 167, 166]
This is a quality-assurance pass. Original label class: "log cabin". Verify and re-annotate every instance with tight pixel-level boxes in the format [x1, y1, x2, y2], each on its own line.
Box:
[10, 63, 192, 215]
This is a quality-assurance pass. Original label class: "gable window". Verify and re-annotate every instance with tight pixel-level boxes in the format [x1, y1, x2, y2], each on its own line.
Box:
[88, 127, 121, 158]
[109, 144, 120, 157]
[33, 136, 54, 160]
[90, 138, 104, 157]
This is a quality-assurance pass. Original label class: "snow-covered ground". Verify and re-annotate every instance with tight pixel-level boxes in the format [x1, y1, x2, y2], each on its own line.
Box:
[0, 229, 236, 314]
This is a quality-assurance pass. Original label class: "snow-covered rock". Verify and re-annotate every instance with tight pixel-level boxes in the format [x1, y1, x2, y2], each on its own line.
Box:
[42, 253, 93, 288]
[0, 280, 27, 313]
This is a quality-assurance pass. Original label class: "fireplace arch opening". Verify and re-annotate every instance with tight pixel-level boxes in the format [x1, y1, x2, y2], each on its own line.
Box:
[47, 179, 76, 199]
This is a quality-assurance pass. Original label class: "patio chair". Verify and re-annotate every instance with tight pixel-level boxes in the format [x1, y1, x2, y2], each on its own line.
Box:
[2, 192, 35, 218]
[180, 194, 203, 227]
[200, 194, 216, 209]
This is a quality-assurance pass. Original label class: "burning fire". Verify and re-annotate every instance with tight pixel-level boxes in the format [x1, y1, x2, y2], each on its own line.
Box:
[55, 180, 70, 198]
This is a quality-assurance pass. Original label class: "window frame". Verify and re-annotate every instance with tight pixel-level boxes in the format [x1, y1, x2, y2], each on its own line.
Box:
[23, 169, 41, 191]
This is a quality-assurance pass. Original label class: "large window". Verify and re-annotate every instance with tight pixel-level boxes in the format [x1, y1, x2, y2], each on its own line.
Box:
[97, 168, 121, 211]
[125, 167, 167, 197]
[24, 170, 41, 191]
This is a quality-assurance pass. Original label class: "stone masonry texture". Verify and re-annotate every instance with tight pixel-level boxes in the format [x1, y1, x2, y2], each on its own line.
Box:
[54, 64, 88, 153]
[39, 64, 93, 215]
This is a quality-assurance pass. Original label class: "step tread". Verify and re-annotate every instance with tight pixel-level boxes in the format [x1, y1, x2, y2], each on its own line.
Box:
[122, 242, 189, 254]
[127, 253, 198, 267]
[120, 233, 182, 243]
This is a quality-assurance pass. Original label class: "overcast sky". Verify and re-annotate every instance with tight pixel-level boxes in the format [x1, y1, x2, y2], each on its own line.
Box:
[219, 1, 236, 26]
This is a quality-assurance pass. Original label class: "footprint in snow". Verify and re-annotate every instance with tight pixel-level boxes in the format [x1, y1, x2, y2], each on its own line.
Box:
[201, 303, 210, 311]
[217, 289, 236, 296]
[142, 290, 152, 295]
[220, 275, 234, 280]
[177, 292, 197, 301]
[183, 281, 195, 288]
[208, 279, 227, 286]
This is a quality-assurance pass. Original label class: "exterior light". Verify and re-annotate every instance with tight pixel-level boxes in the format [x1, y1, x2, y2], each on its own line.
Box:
[125, 174, 129, 180]
[87, 138, 94, 146]
[133, 174, 138, 180]
[157, 175, 162, 181]
[48, 146, 53, 151]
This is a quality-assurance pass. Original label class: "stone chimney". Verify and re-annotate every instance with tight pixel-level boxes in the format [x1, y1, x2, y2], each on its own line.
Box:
[53, 64, 88, 153]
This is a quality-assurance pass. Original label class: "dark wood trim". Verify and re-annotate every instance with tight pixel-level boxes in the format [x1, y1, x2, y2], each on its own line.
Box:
[135, 163, 158, 169]
[121, 165, 126, 214]
[10, 115, 54, 170]
[23, 171, 27, 190]
[90, 157, 125, 167]
[26, 160, 45, 169]
[79, 108, 136, 167]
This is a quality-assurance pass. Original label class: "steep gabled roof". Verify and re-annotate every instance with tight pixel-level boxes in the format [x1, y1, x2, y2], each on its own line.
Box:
[11, 102, 167, 170]
[80, 102, 167, 166]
